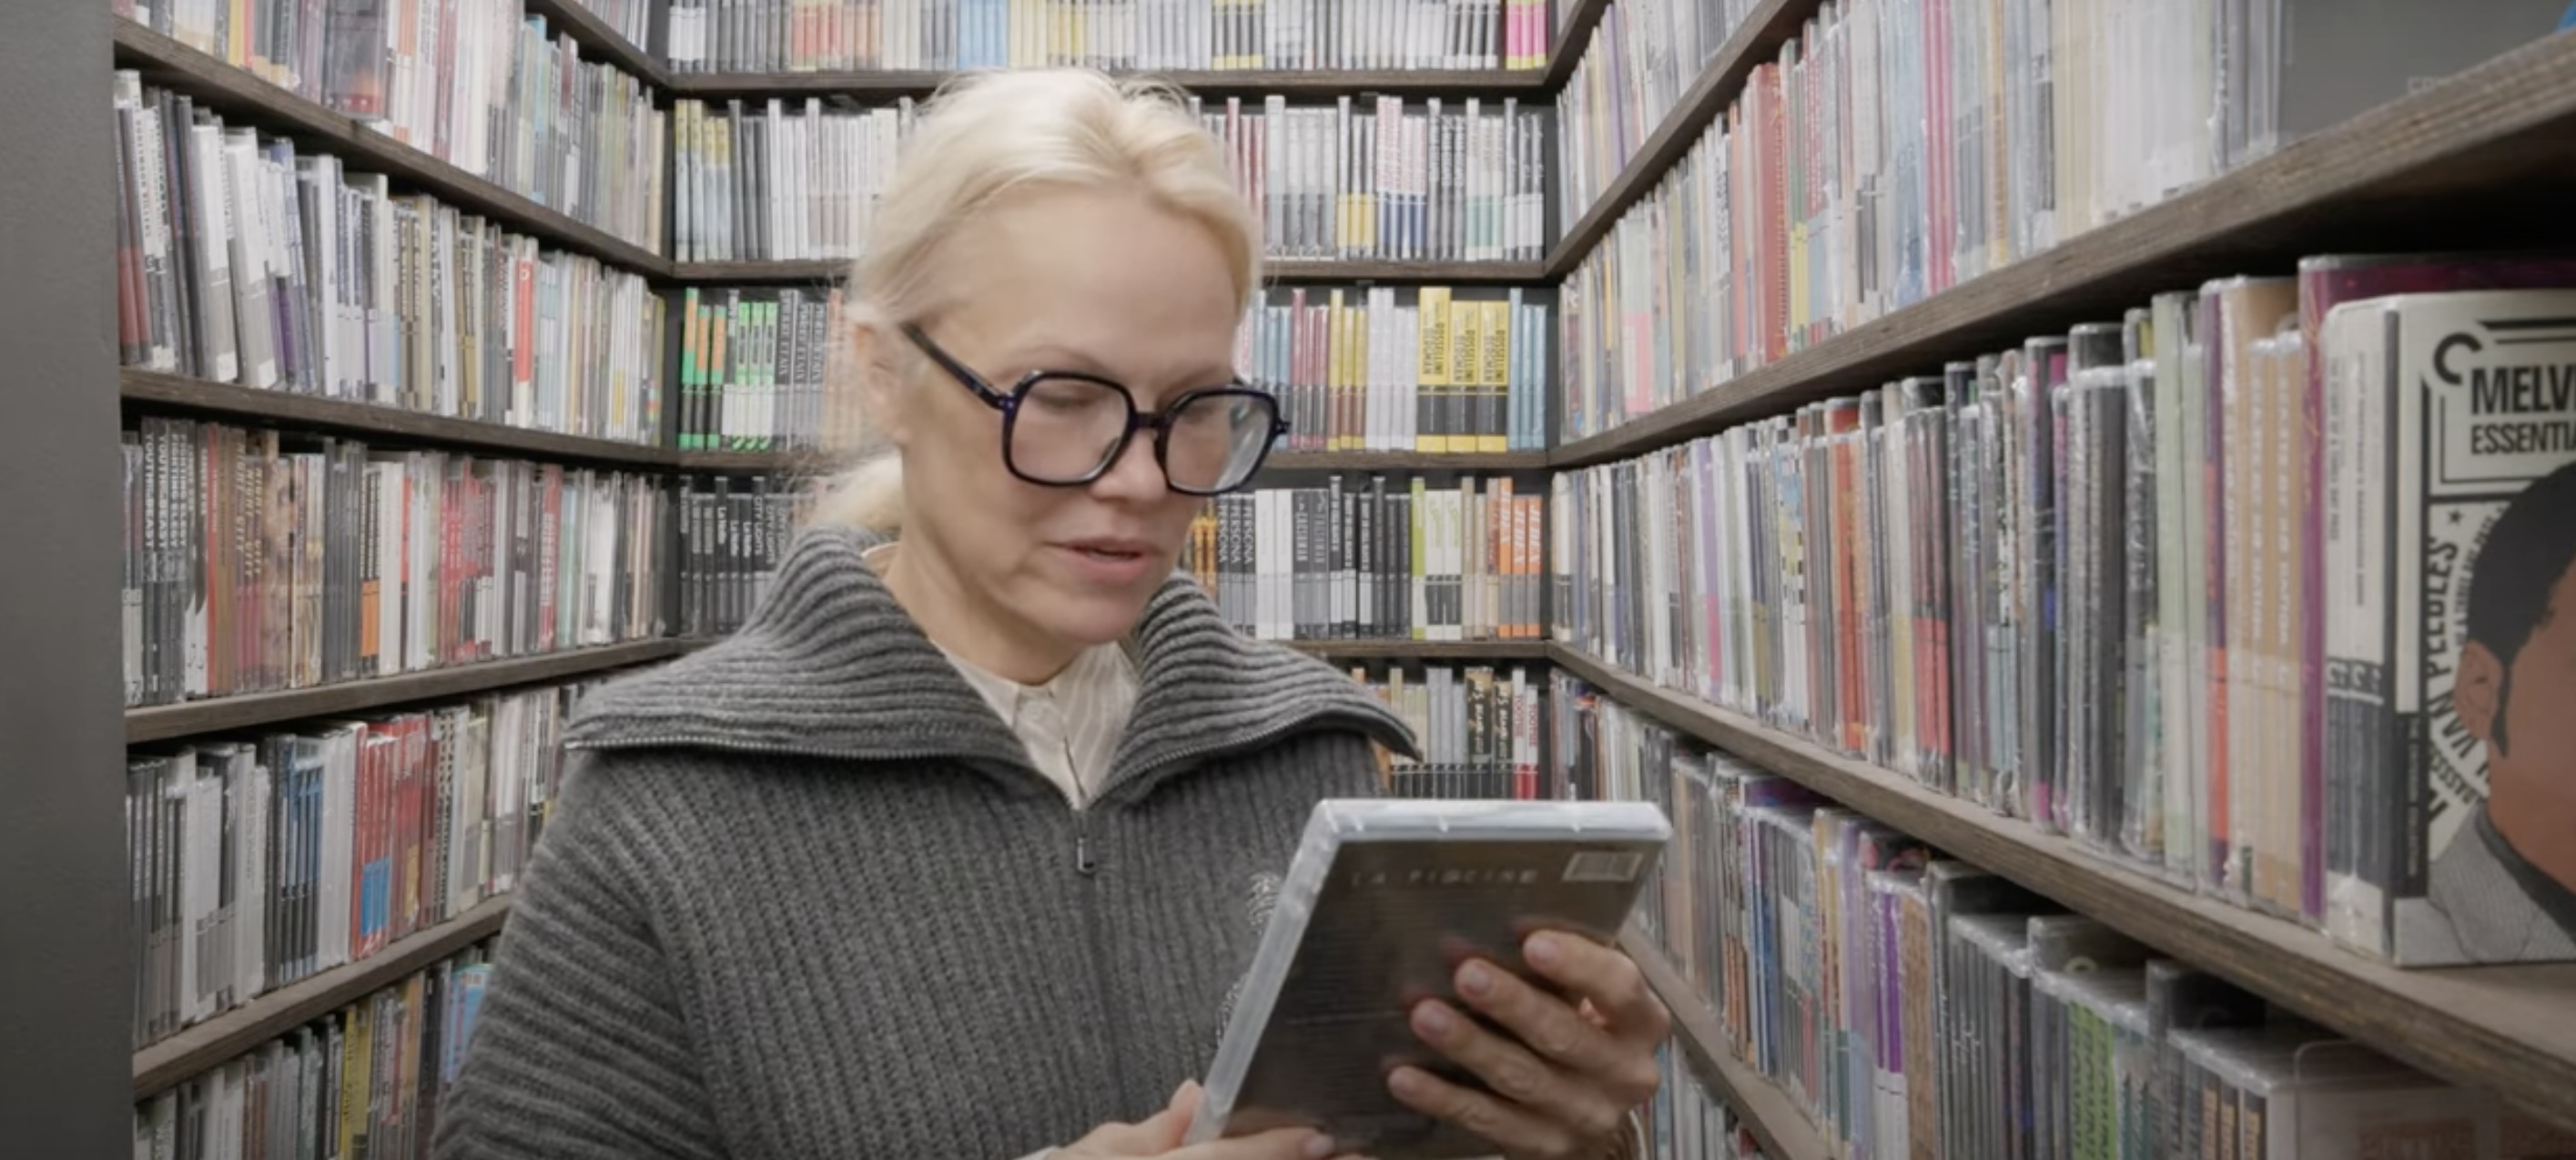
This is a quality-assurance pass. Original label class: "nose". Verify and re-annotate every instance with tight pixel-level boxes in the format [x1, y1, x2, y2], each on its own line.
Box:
[1089, 422, 1171, 501]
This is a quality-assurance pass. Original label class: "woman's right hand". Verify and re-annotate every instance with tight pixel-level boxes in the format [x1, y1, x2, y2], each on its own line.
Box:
[1053, 1081, 1349, 1160]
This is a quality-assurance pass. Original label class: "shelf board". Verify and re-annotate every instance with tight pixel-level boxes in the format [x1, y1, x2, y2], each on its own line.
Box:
[664, 68, 1553, 101]
[127, 640, 697, 745]
[669, 448, 1555, 475]
[120, 370, 675, 468]
[1542, 0, 1810, 280]
[1541, 0, 1617, 94]
[667, 259, 848, 283]
[133, 895, 513, 1099]
[1263, 259, 1548, 285]
[674, 448, 839, 474]
[111, 19, 667, 278]
[1625, 929, 1830, 1160]
[1549, 645, 2576, 1135]
[1285, 639, 1550, 661]
[1262, 450, 1550, 472]
[1550, 23, 2576, 468]
[522, 0, 665, 86]
[664, 259, 1550, 285]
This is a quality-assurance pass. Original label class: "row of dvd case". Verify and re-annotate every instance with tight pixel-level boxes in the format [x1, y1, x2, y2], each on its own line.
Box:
[1555, 0, 2573, 443]
[134, 940, 497, 1160]
[1553, 256, 2576, 968]
[1562, 677, 2576, 1160]
[127, 675, 608, 1050]
[1646, 1039, 1772, 1159]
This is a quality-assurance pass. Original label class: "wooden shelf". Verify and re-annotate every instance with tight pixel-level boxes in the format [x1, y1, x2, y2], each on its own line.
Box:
[1625, 929, 1830, 1160]
[1263, 259, 1548, 285]
[666, 68, 1552, 101]
[111, 19, 667, 278]
[654, 447, 1556, 475]
[1285, 639, 1550, 661]
[665, 259, 1550, 285]
[674, 448, 840, 474]
[1549, 22, 2576, 468]
[1550, 645, 2576, 1135]
[1541, 0, 1810, 280]
[133, 896, 512, 1099]
[1262, 450, 1549, 472]
[126, 640, 697, 745]
[523, 0, 665, 86]
[667, 259, 848, 283]
[120, 370, 675, 468]
[1541, 0, 1616, 94]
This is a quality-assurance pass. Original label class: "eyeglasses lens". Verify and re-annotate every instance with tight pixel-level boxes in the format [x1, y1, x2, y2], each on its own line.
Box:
[1007, 377, 1276, 492]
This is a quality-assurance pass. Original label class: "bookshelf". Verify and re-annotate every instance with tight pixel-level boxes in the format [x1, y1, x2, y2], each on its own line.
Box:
[1558, 644, 2576, 1136]
[1539, 0, 1613, 91]
[670, 258, 1555, 284]
[118, 371, 679, 468]
[107, 22, 666, 276]
[1624, 928, 1826, 1160]
[1295, 639, 1550, 661]
[666, 67, 1557, 99]
[130, 896, 513, 1101]
[672, 447, 1548, 477]
[674, 448, 837, 473]
[1531, 0, 2576, 1153]
[1255, 260, 1553, 284]
[1266, 450, 1550, 471]
[1547, 14, 2576, 468]
[1541, 0, 1808, 278]
[57, 0, 2576, 1155]
[523, 0, 666, 83]
[123, 640, 701, 744]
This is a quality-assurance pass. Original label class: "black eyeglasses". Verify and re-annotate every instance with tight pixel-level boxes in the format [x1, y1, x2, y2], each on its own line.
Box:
[902, 322, 1289, 495]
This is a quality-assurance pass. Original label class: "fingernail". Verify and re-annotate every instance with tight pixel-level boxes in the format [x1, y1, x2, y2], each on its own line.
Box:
[1458, 962, 1494, 997]
[1388, 1068, 1428, 1096]
[1526, 933, 1562, 968]
[1414, 1002, 1455, 1035]
[1303, 1134, 1339, 1158]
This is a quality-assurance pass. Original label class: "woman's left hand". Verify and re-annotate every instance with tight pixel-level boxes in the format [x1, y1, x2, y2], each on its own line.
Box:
[1387, 931, 1670, 1160]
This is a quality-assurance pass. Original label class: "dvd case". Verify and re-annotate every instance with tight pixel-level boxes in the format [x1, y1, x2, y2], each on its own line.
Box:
[2321, 289, 2576, 966]
[1185, 798, 1673, 1158]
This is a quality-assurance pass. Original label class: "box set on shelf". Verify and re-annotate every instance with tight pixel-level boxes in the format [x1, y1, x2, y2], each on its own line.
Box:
[15, 0, 2572, 1155]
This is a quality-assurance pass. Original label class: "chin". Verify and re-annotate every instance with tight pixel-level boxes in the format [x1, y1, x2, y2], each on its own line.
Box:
[1035, 590, 1158, 646]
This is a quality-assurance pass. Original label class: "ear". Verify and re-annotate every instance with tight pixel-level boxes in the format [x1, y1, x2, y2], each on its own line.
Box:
[844, 316, 918, 452]
[2454, 638, 2506, 754]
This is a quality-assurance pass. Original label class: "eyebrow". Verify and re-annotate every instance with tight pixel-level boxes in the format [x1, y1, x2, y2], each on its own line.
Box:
[1011, 345, 1241, 389]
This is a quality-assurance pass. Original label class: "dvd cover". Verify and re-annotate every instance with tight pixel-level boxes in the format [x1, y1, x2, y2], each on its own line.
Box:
[1186, 798, 1672, 1159]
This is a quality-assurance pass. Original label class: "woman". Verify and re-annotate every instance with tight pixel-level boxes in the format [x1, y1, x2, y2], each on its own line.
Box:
[431, 67, 1668, 1160]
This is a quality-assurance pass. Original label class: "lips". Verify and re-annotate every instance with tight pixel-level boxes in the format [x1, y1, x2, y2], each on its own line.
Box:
[1060, 536, 1158, 563]
[1051, 537, 1168, 586]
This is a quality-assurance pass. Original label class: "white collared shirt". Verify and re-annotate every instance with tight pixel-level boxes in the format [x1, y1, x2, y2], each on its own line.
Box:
[862, 542, 1139, 808]
[935, 633, 1139, 809]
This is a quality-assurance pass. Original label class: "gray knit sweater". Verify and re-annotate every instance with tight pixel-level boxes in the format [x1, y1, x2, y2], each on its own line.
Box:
[429, 525, 1420, 1160]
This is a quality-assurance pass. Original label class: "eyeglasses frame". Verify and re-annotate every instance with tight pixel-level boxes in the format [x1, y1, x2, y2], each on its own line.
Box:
[899, 322, 1290, 495]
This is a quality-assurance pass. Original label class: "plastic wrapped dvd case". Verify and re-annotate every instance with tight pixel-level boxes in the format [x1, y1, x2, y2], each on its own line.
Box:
[1185, 798, 1673, 1159]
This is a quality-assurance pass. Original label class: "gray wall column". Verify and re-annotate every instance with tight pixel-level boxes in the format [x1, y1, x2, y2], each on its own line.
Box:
[0, 1, 136, 1155]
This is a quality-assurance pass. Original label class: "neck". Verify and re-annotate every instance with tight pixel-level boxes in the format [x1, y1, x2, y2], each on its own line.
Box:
[878, 533, 1080, 686]
[2490, 777, 2576, 894]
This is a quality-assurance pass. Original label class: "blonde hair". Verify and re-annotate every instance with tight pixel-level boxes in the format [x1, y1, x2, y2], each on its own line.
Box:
[806, 68, 1264, 534]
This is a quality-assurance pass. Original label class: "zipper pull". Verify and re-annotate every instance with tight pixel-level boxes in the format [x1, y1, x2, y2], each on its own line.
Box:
[1076, 831, 1098, 876]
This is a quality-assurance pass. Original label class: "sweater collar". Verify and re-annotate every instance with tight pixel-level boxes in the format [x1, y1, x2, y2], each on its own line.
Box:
[564, 524, 1418, 800]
